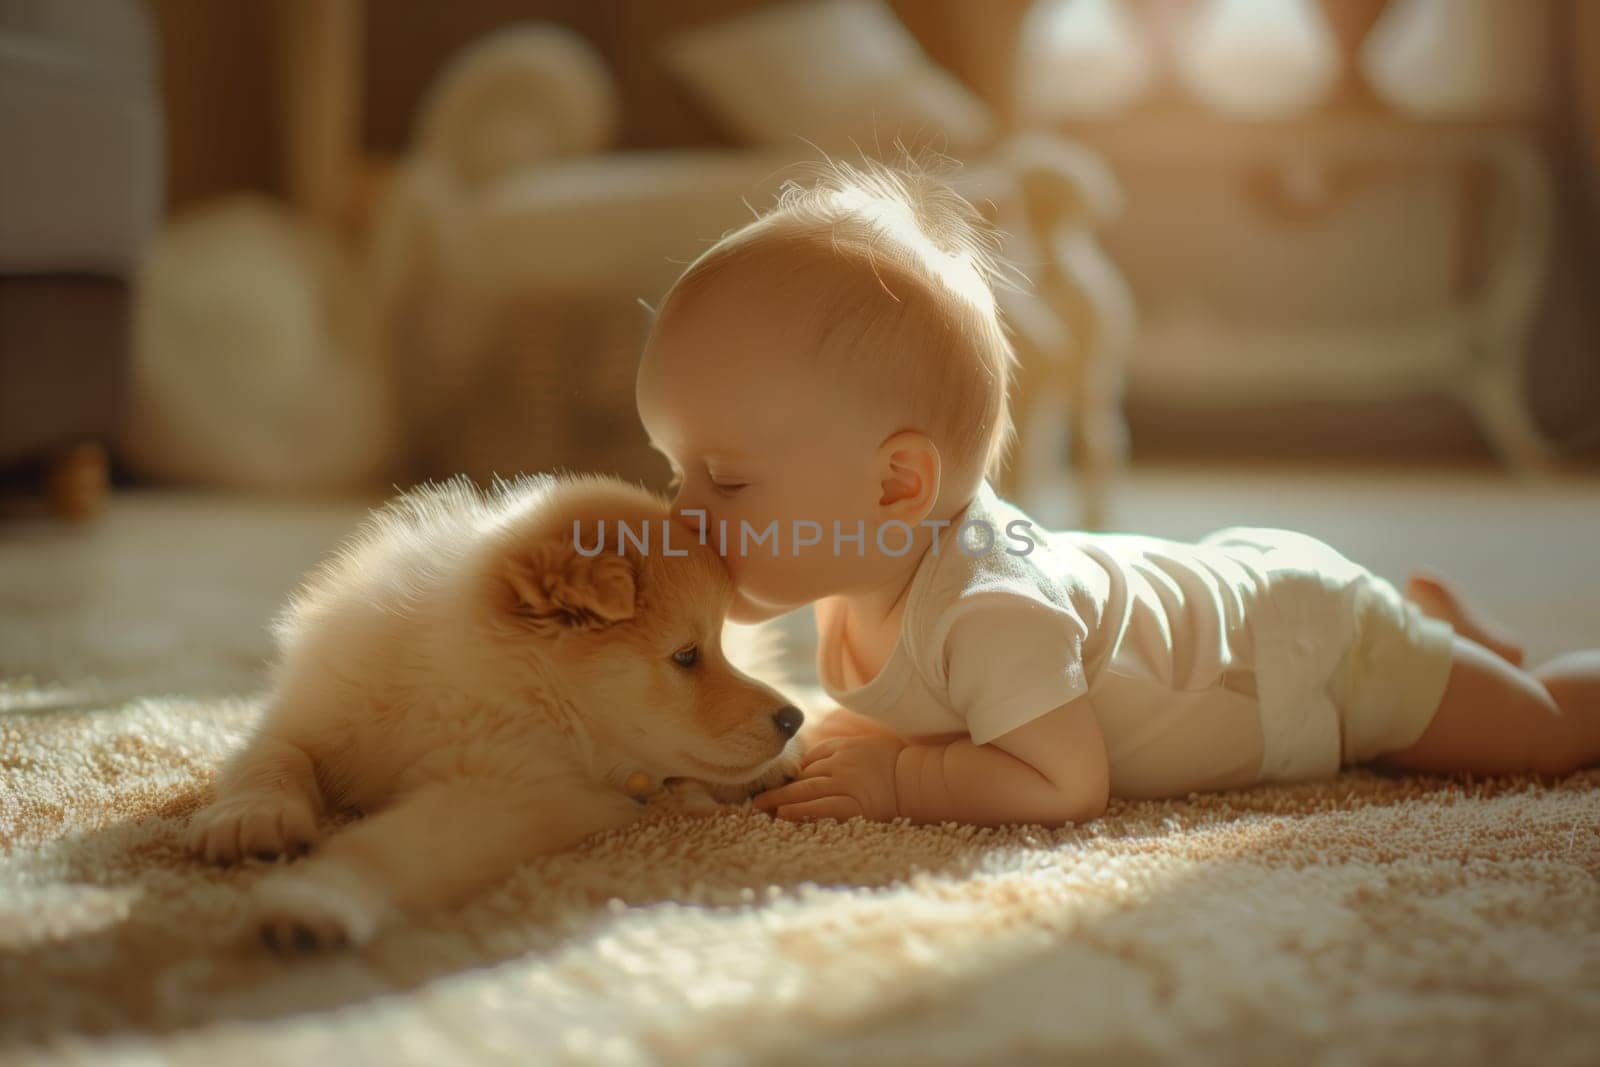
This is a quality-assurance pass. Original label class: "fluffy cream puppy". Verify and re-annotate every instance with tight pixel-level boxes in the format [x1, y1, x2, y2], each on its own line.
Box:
[188, 474, 802, 949]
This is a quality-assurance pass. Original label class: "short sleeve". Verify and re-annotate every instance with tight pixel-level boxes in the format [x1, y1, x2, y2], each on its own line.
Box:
[937, 594, 1090, 746]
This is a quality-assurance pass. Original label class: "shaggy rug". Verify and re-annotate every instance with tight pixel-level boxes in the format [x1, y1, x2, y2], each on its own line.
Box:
[3, 485, 1599, 1064]
[2, 685, 1598, 1065]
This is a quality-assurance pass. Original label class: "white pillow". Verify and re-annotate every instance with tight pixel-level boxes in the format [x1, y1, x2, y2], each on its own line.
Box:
[662, 0, 994, 155]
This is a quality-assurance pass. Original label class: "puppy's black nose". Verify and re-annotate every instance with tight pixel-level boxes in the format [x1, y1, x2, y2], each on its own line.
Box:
[772, 705, 804, 738]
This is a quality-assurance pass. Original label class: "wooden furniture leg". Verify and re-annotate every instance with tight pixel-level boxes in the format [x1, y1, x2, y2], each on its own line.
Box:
[273, 0, 364, 231]
[46, 441, 110, 521]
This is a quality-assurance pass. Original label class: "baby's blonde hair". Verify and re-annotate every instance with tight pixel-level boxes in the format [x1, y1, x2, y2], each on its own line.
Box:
[655, 156, 1017, 487]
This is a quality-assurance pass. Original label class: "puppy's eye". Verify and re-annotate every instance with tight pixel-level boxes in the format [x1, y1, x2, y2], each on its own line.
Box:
[711, 481, 747, 497]
[672, 645, 699, 668]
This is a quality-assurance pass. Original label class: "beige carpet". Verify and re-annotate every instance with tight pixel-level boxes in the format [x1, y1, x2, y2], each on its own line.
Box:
[3, 472, 1599, 1063]
[3, 691, 1598, 1064]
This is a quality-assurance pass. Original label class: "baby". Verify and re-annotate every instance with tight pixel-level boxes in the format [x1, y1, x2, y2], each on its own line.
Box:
[634, 160, 1600, 827]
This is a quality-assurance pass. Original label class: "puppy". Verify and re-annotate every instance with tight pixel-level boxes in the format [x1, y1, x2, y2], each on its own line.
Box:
[188, 474, 802, 949]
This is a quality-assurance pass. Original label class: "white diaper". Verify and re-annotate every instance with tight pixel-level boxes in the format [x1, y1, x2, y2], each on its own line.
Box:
[1205, 528, 1455, 783]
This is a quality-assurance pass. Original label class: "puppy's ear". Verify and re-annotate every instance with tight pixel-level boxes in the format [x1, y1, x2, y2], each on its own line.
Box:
[507, 540, 637, 628]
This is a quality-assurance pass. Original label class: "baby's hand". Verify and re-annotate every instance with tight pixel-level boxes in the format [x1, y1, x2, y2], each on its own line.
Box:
[753, 735, 907, 821]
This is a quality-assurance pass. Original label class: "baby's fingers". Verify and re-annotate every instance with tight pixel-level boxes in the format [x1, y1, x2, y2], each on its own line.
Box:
[753, 775, 838, 812]
[801, 737, 850, 768]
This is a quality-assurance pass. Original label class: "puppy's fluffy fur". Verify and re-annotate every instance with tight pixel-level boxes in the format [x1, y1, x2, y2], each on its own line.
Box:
[189, 474, 800, 949]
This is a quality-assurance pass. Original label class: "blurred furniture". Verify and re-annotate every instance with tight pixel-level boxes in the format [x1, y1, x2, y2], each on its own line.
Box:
[1360, 0, 1554, 119]
[1015, 0, 1575, 467]
[365, 6, 1132, 526]
[133, 0, 1130, 521]
[967, 136, 1134, 524]
[120, 0, 393, 493]
[124, 196, 397, 491]
[1058, 115, 1556, 469]
[1577, 4, 1600, 268]
[0, 0, 163, 516]
[149, 0, 1041, 208]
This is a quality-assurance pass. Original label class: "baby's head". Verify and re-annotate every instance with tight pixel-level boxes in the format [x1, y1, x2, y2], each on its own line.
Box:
[636, 159, 1016, 621]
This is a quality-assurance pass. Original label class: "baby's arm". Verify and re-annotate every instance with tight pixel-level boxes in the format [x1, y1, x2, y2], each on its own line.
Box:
[758, 594, 1105, 826]
[897, 696, 1109, 826]
[757, 696, 1109, 827]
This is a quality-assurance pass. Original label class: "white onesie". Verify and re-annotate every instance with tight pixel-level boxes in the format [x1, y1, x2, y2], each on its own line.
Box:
[815, 482, 1456, 799]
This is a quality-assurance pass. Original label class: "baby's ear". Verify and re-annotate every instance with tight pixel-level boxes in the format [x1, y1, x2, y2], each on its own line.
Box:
[506, 539, 637, 629]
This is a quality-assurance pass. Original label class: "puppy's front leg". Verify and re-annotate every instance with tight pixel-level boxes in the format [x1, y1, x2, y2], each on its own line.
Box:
[254, 779, 641, 950]
[189, 735, 325, 864]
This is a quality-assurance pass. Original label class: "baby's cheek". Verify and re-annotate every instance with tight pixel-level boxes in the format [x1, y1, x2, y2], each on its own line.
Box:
[722, 549, 765, 592]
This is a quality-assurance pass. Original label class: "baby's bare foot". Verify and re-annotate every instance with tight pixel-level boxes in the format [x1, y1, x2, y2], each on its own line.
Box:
[1406, 571, 1525, 666]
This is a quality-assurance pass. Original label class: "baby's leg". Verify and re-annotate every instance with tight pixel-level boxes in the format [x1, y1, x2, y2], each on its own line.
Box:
[1532, 649, 1600, 746]
[189, 732, 325, 864]
[1380, 637, 1600, 777]
[1405, 570, 1524, 666]
[255, 779, 642, 950]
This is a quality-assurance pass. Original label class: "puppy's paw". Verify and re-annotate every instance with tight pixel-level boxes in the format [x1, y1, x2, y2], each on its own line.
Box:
[656, 777, 728, 815]
[188, 792, 319, 865]
[701, 743, 804, 804]
[254, 864, 395, 952]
